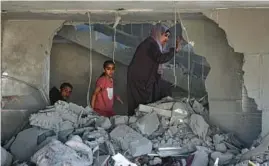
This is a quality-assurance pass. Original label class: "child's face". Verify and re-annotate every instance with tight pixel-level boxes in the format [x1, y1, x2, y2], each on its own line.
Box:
[104, 64, 115, 78]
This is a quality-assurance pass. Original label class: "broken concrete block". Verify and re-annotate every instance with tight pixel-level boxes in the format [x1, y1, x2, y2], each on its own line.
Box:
[241, 134, 269, 161]
[191, 150, 209, 166]
[112, 115, 128, 126]
[10, 127, 53, 161]
[69, 102, 87, 115]
[170, 102, 188, 125]
[155, 102, 174, 110]
[211, 152, 234, 165]
[213, 134, 225, 144]
[136, 112, 160, 136]
[192, 100, 205, 114]
[189, 114, 209, 140]
[138, 104, 172, 117]
[95, 117, 112, 129]
[94, 155, 110, 166]
[29, 112, 63, 131]
[110, 125, 152, 157]
[215, 143, 227, 153]
[129, 116, 137, 124]
[1, 147, 13, 166]
[31, 139, 92, 166]
[65, 135, 93, 165]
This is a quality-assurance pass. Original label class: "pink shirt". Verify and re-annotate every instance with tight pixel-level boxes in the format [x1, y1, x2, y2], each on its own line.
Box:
[94, 76, 115, 117]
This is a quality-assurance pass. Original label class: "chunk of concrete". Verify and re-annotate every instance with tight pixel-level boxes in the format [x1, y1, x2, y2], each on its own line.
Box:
[192, 100, 204, 114]
[95, 117, 112, 129]
[191, 150, 209, 166]
[189, 114, 209, 140]
[110, 125, 152, 157]
[213, 134, 225, 144]
[112, 115, 128, 126]
[1, 147, 13, 166]
[129, 116, 137, 124]
[10, 127, 53, 161]
[170, 102, 188, 125]
[136, 112, 160, 136]
[31, 140, 92, 166]
[211, 152, 234, 165]
[215, 143, 227, 153]
[241, 133, 269, 161]
[138, 104, 172, 117]
[155, 102, 174, 110]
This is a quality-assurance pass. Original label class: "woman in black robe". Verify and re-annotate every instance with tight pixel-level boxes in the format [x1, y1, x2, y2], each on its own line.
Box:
[127, 23, 181, 116]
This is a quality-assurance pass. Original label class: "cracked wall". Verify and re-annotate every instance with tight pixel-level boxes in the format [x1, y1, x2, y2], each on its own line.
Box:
[203, 9, 269, 138]
[1, 20, 64, 141]
[181, 18, 260, 145]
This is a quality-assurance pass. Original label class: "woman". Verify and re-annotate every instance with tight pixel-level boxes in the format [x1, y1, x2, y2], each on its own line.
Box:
[127, 23, 181, 116]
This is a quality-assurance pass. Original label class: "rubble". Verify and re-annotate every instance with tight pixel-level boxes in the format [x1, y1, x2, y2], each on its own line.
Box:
[1, 147, 13, 166]
[4, 97, 269, 166]
[10, 127, 55, 161]
[136, 112, 160, 136]
[110, 125, 153, 157]
[189, 114, 209, 140]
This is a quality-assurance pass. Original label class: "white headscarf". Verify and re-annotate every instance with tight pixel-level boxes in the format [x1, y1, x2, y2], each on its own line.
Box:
[150, 23, 170, 52]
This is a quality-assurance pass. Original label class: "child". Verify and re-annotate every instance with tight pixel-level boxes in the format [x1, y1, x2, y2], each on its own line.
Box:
[91, 60, 123, 117]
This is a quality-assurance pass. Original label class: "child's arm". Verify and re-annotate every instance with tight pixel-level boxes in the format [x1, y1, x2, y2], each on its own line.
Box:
[114, 95, 123, 104]
[91, 87, 101, 108]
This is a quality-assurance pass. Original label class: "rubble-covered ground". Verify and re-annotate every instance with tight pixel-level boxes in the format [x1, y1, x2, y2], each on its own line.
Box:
[2, 97, 269, 166]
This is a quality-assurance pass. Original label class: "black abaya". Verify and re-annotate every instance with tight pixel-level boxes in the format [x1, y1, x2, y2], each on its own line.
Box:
[127, 37, 175, 116]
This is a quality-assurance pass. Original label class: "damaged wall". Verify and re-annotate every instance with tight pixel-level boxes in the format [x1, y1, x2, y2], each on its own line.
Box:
[50, 43, 128, 114]
[1, 20, 64, 141]
[181, 18, 260, 145]
[203, 9, 269, 137]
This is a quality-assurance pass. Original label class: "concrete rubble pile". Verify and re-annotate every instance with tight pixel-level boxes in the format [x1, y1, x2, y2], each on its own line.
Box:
[2, 98, 269, 166]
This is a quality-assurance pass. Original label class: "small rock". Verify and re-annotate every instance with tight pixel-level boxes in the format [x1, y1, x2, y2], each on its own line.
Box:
[129, 116, 137, 124]
[112, 115, 128, 126]
[241, 148, 249, 154]
[215, 143, 227, 153]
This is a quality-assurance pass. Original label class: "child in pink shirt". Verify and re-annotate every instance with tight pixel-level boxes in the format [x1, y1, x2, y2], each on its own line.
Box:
[91, 60, 123, 117]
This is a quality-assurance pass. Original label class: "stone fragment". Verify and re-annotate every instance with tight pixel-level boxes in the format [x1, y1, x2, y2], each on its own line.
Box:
[129, 116, 137, 124]
[31, 140, 92, 166]
[192, 100, 204, 114]
[95, 117, 112, 129]
[191, 150, 209, 166]
[211, 152, 234, 165]
[155, 102, 174, 110]
[138, 104, 172, 117]
[213, 134, 225, 144]
[189, 114, 209, 140]
[136, 112, 160, 136]
[170, 102, 188, 125]
[10, 127, 53, 161]
[215, 143, 227, 153]
[1, 147, 13, 166]
[112, 115, 128, 126]
[110, 125, 152, 157]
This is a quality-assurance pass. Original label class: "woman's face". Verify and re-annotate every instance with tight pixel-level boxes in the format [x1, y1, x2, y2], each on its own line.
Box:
[160, 32, 170, 45]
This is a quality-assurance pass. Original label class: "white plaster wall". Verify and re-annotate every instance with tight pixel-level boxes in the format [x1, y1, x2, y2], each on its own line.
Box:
[1, 20, 64, 141]
[2, 20, 64, 97]
[181, 18, 260, 144]
[204, 9, 269, 137]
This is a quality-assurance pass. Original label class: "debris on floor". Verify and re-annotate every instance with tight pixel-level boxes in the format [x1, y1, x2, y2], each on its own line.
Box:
[2, 97, 269, 166]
